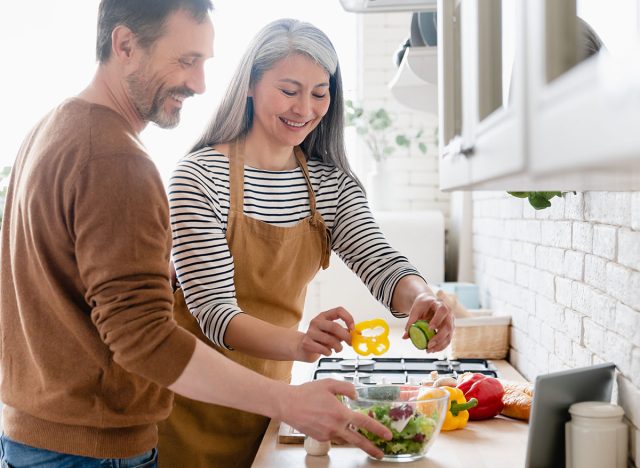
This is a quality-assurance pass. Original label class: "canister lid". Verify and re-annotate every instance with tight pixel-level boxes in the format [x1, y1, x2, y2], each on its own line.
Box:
[569, 401, 625, 418]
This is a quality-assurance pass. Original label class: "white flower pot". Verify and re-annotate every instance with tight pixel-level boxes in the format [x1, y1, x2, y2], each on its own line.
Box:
[367, 159, 408, 211]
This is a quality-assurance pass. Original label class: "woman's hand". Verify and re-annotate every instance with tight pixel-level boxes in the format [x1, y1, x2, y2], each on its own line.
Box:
[295, 307, 355, 362]
[402, 292, 454, 352]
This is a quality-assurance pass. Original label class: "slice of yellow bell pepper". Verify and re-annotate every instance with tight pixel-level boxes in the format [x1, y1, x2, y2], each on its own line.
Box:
[350, 318, 390, 356]
[421, 386, 478, 431]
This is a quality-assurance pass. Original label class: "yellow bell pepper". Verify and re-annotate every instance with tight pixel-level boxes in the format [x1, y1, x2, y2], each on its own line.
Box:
[350, 318, 390, 356]
[423, 386, 478, 431]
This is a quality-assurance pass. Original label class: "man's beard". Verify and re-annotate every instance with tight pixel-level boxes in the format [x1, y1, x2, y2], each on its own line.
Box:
[126, 68, 194, 129]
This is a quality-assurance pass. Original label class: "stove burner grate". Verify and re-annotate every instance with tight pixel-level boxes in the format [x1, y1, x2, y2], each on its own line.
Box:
[313, 357, 498, 384]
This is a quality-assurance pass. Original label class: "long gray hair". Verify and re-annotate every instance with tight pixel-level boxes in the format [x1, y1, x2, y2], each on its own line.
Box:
[191, 18, 363, 191]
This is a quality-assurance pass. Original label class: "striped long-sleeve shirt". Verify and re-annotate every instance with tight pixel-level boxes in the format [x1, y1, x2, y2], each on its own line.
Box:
[168, 148, 424, 348]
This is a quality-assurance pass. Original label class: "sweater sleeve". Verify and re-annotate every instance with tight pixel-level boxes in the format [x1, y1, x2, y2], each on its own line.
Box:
[329, 172, 426, 318]
[72, 154, 196, 387]
[168, 157, 243, 349]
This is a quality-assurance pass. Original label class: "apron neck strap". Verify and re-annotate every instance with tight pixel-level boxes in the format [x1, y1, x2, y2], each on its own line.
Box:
[229, 139, 245, 211]
[294, 147, 317, 213]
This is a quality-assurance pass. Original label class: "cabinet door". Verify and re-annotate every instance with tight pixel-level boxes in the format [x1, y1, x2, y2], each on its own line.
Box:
[438, 0, 469, 189]
[527, 0, 640, 189]
[439, 0, 527, 190]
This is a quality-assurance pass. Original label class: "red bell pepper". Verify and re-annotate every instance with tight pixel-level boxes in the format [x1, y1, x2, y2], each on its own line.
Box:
[457, 373, 505, 420]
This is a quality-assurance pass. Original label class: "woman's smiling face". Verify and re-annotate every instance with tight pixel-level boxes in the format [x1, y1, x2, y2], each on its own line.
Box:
[249, 53, 331, 148]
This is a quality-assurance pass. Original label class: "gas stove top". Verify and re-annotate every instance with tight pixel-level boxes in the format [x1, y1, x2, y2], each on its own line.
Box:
[312, 357, 498, 385]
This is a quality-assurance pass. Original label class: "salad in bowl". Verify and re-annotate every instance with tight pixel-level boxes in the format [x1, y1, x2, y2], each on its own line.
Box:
[344, 385, 449, 462]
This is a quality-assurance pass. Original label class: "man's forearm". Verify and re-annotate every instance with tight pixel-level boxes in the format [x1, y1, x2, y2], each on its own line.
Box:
[168, 339, 289, 419]
[168, 337, 394, 458]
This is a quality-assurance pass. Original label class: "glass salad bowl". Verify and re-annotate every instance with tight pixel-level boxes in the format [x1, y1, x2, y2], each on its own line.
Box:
[344, 385, 449, 463]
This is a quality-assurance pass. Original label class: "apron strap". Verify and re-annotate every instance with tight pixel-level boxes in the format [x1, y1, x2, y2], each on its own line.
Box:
[294, 147, 318, 214]
[294, 147, 331, 270]
[229, 139, 245, 212]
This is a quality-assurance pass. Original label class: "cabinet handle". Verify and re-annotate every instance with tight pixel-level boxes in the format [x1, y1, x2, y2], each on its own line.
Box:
[460, 145, 475, 157]
[442, 140, 474, 160]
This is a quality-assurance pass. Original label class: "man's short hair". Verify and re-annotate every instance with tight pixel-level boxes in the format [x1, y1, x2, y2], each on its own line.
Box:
[96, 0, 213, 63]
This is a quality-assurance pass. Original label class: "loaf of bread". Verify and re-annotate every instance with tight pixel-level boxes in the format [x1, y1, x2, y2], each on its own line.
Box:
[500, 380, 533, 421]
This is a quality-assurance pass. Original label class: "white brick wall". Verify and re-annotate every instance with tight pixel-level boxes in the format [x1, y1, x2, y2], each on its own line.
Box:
[473, 191, 640, 467]
[357, 13, 449, 218]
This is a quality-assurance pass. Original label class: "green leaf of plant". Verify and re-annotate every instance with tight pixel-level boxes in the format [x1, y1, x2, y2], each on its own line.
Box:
[528, 193, 552, 210]
[507, 192, 530, 198]
[370, 109, 392, 130]
[342, 100, 430, 162]
[396, 135, 410, 146]
[538, 191, 562, 200]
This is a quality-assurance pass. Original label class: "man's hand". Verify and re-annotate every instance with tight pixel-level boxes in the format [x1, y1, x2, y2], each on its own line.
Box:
[279, 379, 392, 459]
[402, 292, 454, 352]
[295, 307, 354, 362]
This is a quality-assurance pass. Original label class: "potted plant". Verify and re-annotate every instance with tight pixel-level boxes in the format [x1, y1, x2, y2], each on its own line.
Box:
[345, 100, 428, 162]
[345, 100, 431, 210]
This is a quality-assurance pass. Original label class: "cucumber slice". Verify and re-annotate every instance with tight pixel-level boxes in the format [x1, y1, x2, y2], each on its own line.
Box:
[414, 320, 436, 340]
[409, 324, 428, 350]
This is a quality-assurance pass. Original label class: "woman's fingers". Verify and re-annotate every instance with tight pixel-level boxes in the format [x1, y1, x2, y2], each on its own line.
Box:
[305, 326, 344, 353]
[402, 294, 454, 350]
[301, 338, 332, 357]
[316, 307, 354, 341]
[427, 301, 453, 351]
[304, 307, 355, 354]
[322, 306, 355, 331]
[428, 300, 451, 331]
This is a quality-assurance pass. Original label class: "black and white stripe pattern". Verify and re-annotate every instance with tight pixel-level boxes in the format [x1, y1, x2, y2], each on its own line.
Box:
[169, 148, 423, 348]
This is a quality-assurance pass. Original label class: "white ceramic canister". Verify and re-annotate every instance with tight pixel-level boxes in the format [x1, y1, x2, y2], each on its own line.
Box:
[565, 401, 628, 468]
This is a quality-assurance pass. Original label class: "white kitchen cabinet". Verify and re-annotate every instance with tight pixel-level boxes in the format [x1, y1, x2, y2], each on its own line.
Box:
[439, 0, 528, 190]
[438, 0, 640, 191]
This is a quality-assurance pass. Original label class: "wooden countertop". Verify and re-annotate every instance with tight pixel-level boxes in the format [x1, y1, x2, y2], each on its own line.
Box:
[253, 334, 529, 468]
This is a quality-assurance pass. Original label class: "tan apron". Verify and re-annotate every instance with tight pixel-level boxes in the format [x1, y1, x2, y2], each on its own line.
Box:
[158, 141, 330, 468]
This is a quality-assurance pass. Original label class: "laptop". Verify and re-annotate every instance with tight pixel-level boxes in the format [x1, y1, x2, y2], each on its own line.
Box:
[525, 362, 616, 468]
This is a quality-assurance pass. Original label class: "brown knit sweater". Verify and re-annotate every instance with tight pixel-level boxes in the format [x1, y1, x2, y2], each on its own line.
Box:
[0, 98, 196, 458]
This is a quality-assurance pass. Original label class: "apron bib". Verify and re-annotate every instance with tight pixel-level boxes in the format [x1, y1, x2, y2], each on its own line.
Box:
[158, 141, 330, 468]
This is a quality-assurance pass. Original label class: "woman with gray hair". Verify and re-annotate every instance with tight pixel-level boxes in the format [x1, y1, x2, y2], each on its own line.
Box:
[160, 18, 453, 466]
